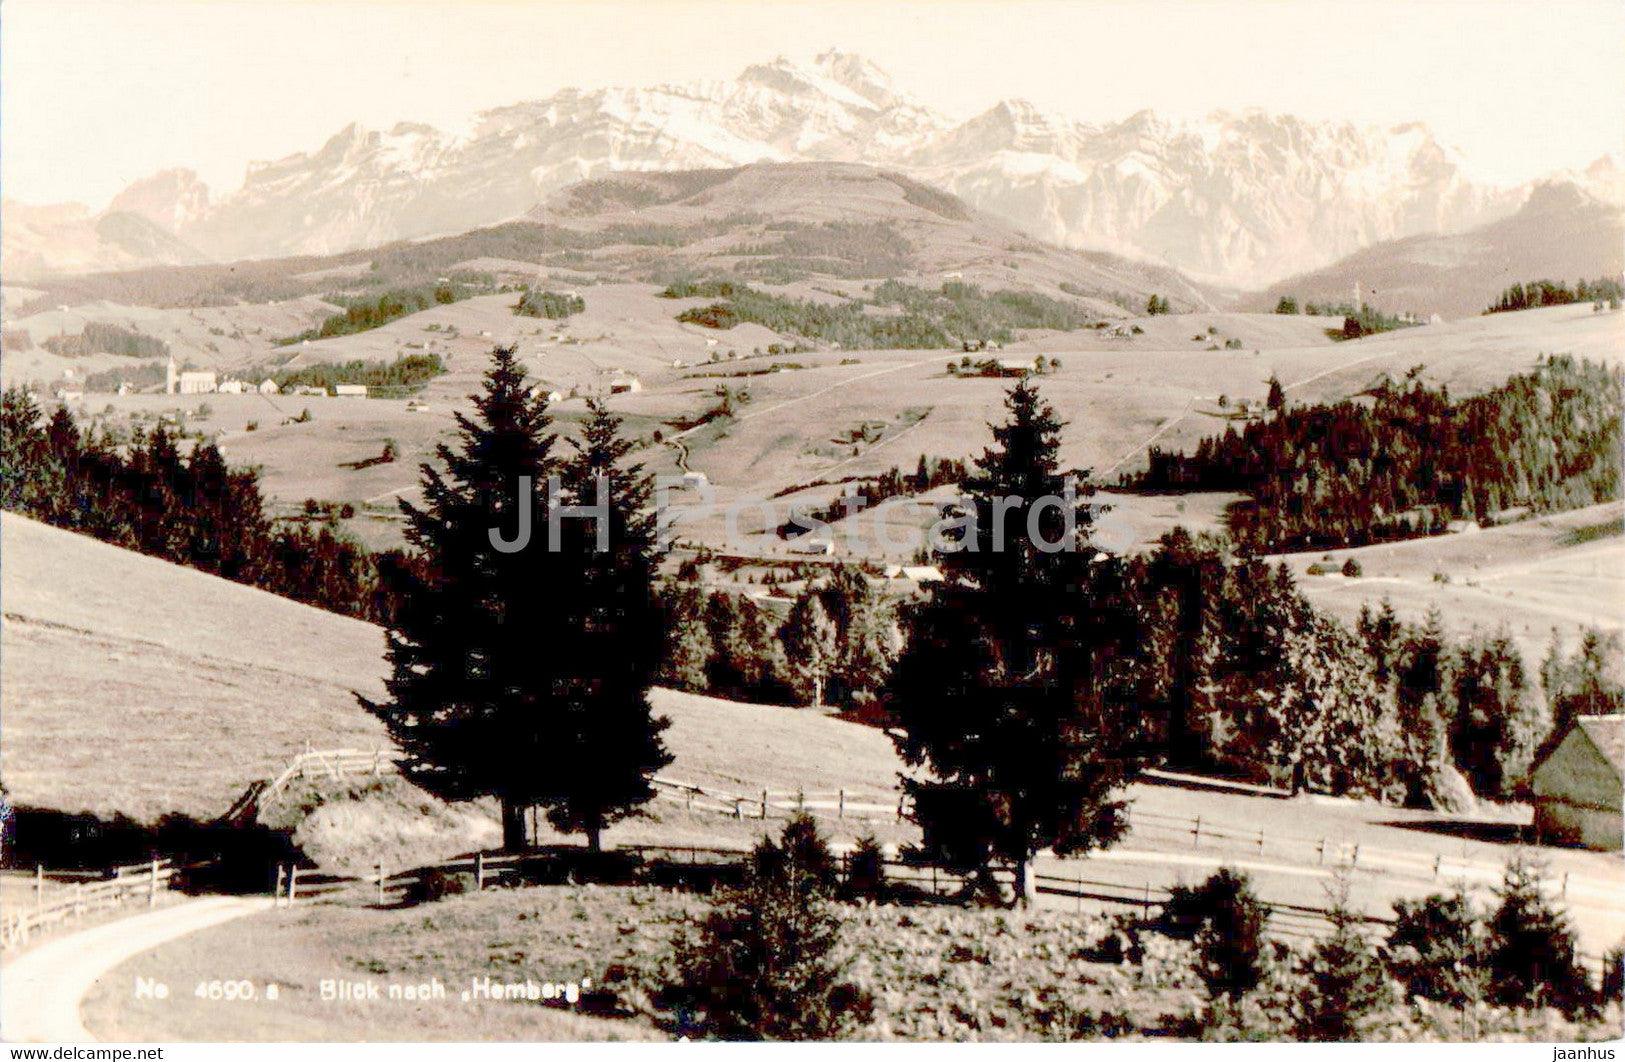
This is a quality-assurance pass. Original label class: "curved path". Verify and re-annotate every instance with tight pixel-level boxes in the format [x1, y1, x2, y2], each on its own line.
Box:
[1, 896, 272, 1043]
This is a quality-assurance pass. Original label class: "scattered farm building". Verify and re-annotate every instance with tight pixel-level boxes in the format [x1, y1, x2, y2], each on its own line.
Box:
[1530, 714, 1623, 850]
[610, 378, 643, 394]
[257, 379, 280, 395]
[216, 379, 248, 394]
[681, 471, 710, 489]
[785, 536, 835, 555]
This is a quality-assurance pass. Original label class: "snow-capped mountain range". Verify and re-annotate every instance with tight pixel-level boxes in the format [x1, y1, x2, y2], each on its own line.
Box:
[6, 50, 1619, 287]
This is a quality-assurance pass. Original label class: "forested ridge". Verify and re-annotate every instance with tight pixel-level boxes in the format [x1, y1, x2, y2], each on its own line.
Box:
[1133, 356, 1622, 552]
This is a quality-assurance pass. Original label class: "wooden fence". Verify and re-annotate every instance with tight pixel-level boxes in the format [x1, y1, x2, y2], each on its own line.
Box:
[2, 858, 184, 950]
[228, 747, 908, 828]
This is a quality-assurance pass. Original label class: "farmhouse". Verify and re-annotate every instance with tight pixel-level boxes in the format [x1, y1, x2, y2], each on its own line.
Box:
[333, 384, 368, 398]
[610, 377, 643, 394]
[216, 379, 247, 394]
[979, 358, 1033, 378]
[257, 379, 280, 395]
[1530, 714, 1623, 850]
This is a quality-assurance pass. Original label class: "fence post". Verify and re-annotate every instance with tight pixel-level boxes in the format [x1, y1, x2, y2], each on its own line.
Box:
[1192, 816, 1201, 848]
[931, 864, 938, 896]
[149, 857, 160, 908]
[1143, 881, 1151, 921]
[377, 862, 386, 906]
[274, 864, 286, 908]
[1076, 868, 1083, 914]
[1433, 855, 1442, 881]
[685, 789, 694, 815]
[35, 865, 43, 915]
[1562, 872, 1569, 899]
[373, 747, 383, 777]
[1257, 828, 1265, 856]
[288, 865, 299, 906]
[797, 788, 805, 812]
[896, 795, 905, 823]
[1318, 838, 1326, 865]
[838, 789, 846, 819]
[733, 798, 743, 820]
[1350, 844, 1360, 868]
[476, 853, 486, 892]
[761, 789, 769, 820]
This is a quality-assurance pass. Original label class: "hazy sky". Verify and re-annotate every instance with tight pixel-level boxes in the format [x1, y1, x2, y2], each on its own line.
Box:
[4, 0, 1622, 207]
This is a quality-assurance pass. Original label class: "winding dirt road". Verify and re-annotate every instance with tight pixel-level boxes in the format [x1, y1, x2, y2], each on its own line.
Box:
[1, 896, 272, 1043]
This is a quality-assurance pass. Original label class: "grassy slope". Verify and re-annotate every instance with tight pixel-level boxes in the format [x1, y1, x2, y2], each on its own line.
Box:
[1272, 501, 1625, 664]
[0, 512, 392, 821]
[0, 512, 903, 825]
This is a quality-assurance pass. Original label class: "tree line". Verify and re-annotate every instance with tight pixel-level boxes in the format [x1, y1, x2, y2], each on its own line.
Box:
[513, 289, 585, 319]
[668, 278, 1094, 349]
[264, 353, 446, 394]
[1484, 277, 1624, 315]
[41, 322, 171, 359]
[658, 566, 901, 711]
[1133, 355, 1623, 552]
[1, 385, 402, 623]
[276, 280, 490, 345]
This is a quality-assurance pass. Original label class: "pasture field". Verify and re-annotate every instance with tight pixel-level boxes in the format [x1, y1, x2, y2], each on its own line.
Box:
[0, 512, 390, 822]
[1273, 501, 1625, 663]
[35, 299, 1623, 562]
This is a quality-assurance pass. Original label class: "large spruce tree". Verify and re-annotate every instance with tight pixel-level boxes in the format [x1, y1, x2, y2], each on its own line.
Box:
[365, 351, 669, 851]
[541, 398, 672, 850]
[884, 379, 1136, 905]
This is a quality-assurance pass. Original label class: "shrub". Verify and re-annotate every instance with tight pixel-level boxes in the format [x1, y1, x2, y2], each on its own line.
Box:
[1602, 943, 1624, 1004]
[1341, 558, 1363, 578]
[1386, 890, 1483, 1003]
[411, 866, 472, 903]
[1159, 868, 1270, 1000]
[666, 813, 867, 1039]
[1293, 872, 1392, 1040]
[1486, 855, 1594, 1015]
[844, 834, 887, 900]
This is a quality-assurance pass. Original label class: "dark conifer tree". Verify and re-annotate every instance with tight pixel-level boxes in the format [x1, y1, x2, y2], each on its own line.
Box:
[365, 347, 573, 851]
[885, 379, 1135, 905]
[541, 398, 673, 850]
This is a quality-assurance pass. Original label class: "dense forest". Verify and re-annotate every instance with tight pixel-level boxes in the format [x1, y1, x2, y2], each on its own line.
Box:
[1133, 356, 1623, 551]
[1, 386, 404, 623]
[1484, 277, 1625, 315]
[268, 353, 446, 395]
[655, 525, 1619, 810]
[667, 279, 1094, 349]
[513, 289, 586, 319]
[276, 280, 490, 345]
[1110, 529, 1618, 804]
[41, 322, 171, 359]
